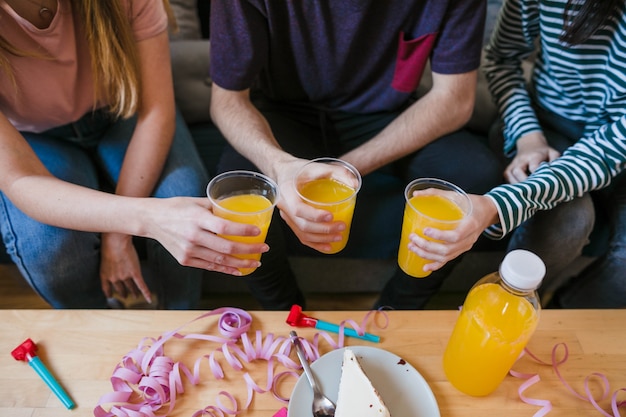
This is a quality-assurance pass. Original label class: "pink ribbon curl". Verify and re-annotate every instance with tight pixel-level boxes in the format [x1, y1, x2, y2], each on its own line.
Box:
[511, 343, 626, 417]
[93, 307, 385, 417]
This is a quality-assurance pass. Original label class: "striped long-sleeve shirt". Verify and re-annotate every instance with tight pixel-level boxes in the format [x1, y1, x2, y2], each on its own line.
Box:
[482, 0, 626, 239]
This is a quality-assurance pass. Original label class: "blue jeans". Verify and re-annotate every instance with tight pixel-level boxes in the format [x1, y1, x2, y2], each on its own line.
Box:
[0, 110, 208, 309]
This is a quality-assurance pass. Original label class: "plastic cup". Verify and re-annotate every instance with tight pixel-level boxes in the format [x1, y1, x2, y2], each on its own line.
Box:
[397, 178, 472, 278]
[207, 170, 279, 275]
[294, 157, 362, 254]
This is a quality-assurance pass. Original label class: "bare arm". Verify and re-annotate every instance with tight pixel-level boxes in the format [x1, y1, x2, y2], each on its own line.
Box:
[210, 85, 348, 252]
[209, 85, 294, 179]
[210, 71, 478, 252]
[99, 31, 179, 301]
[116, 31, 176, 199]
[0, 113, 267, 277]
[341, 71, 478, 175]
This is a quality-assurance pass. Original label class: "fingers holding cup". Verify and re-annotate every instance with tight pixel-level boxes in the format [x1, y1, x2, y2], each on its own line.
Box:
[207, 170, 279, 275]
[398, 178, 472, 278]
[294, 158, 362, 254]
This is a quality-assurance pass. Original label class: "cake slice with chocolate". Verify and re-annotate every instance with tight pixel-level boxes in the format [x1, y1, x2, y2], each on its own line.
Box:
[335, 349, 391, 417]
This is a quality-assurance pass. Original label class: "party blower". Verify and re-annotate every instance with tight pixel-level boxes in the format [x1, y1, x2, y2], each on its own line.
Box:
[286, 304, 380, 343]
[11, 338, 76, 410]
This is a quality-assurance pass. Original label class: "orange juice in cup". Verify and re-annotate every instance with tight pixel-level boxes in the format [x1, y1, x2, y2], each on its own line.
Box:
[397, 178, 472, 277]
[295, 158, 362, 254]
[207, 171, 279, 275]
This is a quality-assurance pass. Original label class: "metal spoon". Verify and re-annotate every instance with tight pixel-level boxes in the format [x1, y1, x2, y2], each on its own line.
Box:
[290, 331, 336, 417]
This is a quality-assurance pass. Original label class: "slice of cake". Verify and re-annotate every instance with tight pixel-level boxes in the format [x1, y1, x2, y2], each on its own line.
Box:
[335, 349, 391, 417]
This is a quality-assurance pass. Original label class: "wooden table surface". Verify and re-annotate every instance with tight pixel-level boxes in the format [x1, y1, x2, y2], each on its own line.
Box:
[1, 309, 625, 417]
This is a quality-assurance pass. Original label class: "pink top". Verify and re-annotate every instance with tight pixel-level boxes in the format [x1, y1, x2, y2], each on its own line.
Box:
[0, 0, 167, 133]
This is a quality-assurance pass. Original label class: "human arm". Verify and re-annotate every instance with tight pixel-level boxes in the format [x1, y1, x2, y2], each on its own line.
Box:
[410, 0, 626, 270]
[99, 30, 181, 301]
[483, 0, 543, 158]
[340, 70, 478, 175]
[410, 118, 626, 271]
[485, 0, 561, 184]
[209, 84, 347, 253]
[406, 194, 499, 273]
[0, 114, 267, 277]
[209, 68, 477, 252]
[337, 0, 483, 174]
[209, 68, 478, 252]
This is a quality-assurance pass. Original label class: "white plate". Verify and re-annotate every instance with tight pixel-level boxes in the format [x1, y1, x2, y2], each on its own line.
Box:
[288, 346, 440, 417]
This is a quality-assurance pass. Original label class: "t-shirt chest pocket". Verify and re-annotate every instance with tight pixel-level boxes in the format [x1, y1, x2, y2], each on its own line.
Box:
[392, 31, 438, 93]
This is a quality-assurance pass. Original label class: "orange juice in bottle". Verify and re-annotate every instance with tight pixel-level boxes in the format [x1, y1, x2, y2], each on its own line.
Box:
[443, 249, 545, 396]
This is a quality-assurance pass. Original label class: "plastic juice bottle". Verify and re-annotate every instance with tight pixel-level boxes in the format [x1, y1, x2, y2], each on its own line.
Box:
[443, 249, 545, 396]
[214, 194, 273, 275]
[398, 194, 465, 277]
[298, 178, 356, 254]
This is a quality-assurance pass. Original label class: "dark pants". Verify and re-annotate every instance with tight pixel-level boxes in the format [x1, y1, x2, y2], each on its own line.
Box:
[218, 96, 504, 310]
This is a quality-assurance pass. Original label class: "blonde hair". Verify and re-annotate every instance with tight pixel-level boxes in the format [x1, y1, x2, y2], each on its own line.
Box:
[0, 0, 177, 119]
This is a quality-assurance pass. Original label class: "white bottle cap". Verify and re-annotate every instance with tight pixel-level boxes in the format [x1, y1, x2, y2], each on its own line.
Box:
[499, 249, 546, 291]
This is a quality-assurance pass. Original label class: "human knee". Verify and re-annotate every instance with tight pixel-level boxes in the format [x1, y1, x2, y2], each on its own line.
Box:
[15, 230, 103, 308]
[553, 194, 595, 241]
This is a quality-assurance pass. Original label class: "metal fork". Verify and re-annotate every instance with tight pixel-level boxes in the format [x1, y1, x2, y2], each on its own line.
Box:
[290, 331, 336, 417]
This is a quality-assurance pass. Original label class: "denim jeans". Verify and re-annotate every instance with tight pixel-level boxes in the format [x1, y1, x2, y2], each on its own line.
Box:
[218, 95, 504, 310]
[0, 109, 208, 309]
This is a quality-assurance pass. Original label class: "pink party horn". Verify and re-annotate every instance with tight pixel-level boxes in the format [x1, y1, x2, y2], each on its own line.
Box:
[286, 304, 380, 343]
[11, 338, 75, 409]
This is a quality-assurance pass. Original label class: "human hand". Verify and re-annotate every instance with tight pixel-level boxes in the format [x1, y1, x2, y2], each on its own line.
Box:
[505, 132, 560, 183]
[100, 232, 152, 303]
[406, 195, 500, 273]
[142, 197, 270, 275]
[274, 158, 350, 253]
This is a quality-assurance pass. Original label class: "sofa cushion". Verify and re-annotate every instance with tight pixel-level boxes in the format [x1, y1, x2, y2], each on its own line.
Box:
[170, 39, 212, 124]
[169, 0, 202, 40]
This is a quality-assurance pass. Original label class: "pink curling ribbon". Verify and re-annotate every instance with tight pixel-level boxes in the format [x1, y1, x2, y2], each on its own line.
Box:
[511, 343, 626, 417]
[95, 307, 382, 417]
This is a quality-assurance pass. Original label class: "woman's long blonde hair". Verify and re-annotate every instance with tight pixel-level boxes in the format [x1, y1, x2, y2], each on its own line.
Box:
[0, 0, 177, 119]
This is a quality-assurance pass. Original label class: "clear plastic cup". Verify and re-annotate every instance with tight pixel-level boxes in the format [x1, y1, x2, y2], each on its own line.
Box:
[398, 178, 472, 277]
[207, 170, 279, 275]
[294, 158, 362, 254]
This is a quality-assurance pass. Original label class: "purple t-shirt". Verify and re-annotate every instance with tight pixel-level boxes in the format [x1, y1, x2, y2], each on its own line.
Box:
[210, 0, 485, 113]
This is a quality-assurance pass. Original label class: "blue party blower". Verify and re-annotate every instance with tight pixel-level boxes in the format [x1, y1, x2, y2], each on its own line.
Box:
[286, 304, 380, 343]
[11, 338, 76, 410]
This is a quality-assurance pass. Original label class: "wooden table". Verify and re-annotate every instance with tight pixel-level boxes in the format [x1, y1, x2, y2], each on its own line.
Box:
[1, 309, 624, 417]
